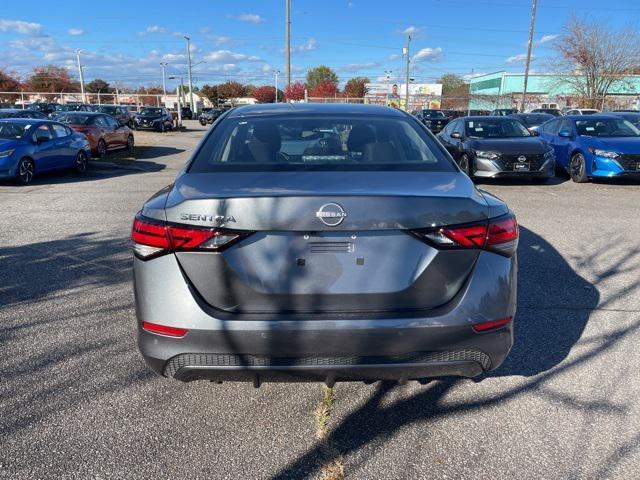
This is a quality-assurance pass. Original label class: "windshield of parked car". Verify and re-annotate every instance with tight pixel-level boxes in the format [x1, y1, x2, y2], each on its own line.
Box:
[97, 106, 117, 114]
[55, 105, 84, 112]
[140, 108, 163, 116]
[615, 114, 640, 128]
[575, 118, 640, 137]
[513, 114, 554, 127]
[465, 118, 531, 138]
[189, 114, 455, 172]
[0, 122, 27, 138]
[57, 113, 91, 125]
[422, 110, 447, 118]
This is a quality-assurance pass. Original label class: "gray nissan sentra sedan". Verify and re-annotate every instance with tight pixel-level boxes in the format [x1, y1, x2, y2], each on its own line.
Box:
[132, 103, 518, 385]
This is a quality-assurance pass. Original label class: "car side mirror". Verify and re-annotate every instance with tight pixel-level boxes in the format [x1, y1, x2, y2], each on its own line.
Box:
[558, 130, 572, 138]
[529, 129, 540, 136]
[450, 132, 462, 139]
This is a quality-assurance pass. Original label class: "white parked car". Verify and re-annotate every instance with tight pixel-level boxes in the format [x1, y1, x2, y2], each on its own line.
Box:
[564, 109, 600, 115]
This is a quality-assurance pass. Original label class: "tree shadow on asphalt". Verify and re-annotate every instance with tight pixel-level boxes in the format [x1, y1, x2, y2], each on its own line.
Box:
[270, 225, 640, 480]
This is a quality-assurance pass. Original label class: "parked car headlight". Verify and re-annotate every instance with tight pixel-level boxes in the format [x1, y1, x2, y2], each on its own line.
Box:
[0, 149, 15, 158]
[591, 149, 620, 159]
[474, 150, 500, 160]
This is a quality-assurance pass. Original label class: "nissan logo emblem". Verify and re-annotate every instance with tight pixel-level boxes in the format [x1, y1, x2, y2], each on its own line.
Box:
[517, 155, 527, 163]
[316, 203, 347, 227]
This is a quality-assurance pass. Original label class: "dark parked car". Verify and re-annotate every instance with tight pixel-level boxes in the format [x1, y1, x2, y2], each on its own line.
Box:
[96, 105, 133, 128]
[0, 109, 47, 120]
[48, 104, 93, 118]
[508, 113, 554, 132]
[29, 103, 59, 115]
[132, 103, 518, 385]
[198, 108, 224, 125]
[0, 119, 91, 184]
[530, 108, 563, 117]
[412, 109, 450, 133]
[437, 116, 555, 180]
[57, 112, 134, 158]
[133, 107, 174, 132]
[181, 106, 193, 120]
[491, 108, 518, 116]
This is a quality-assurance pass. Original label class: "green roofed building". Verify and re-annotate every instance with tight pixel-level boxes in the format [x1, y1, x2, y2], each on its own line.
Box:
[468, 71, 640, 111]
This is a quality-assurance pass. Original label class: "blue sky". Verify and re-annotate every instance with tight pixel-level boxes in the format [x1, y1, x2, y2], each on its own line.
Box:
[0, 0, 639, 89]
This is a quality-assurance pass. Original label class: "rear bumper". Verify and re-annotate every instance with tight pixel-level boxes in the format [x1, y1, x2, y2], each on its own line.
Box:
[134, 250, 517, 383]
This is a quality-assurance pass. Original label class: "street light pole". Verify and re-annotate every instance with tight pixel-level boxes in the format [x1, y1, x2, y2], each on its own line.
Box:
[160, 62, 168, 101]
[184, 35, 195, 113]
[403, 35, 411, 111]
[384, 70, 392, 106]
[75, 49, 86, 103]
[285, 0, 291, 89]
[274, 70, 280, 103]
[521, 0, 537, 112]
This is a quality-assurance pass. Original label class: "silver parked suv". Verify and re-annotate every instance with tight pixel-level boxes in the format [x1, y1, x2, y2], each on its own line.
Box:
[132, 103, 518, 385]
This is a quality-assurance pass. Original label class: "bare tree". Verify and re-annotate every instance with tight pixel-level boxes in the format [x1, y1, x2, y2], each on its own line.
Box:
[552, 17, 640, 108]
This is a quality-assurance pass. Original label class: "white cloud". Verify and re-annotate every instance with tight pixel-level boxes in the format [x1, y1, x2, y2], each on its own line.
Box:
[506, 53, 531, 64]
[403, 26, 419, 36]
[237, 13, 264, 24]
[262, 63, 272, 73]
[139, 25, 168, 36]
[0, 19, 42, 35]
[413, 47, 442, 62]
[222, 63, 237, 71]
[68, 28, 83, 36]
[292, 38, 317, 53]
[203, 49, 261, 63]
[537, 34, 558, 45]
[388, 53, 400, 61]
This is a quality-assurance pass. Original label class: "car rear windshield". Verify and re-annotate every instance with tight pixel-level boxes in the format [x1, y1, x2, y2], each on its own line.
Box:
[97, 106, 117, 114]
[57, 114, 91, 125]
[189, 114, 455, 172]
[465, 119, 531, 138]
[575, 118, 640, 137]
[0, 122, 27, 138]
[422, 110, 446, 118]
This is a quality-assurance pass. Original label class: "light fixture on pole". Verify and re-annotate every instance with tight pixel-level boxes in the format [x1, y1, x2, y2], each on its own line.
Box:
[184, 35, 195, 113]
[403, 35, 411, 112]
[384, 70, 393, 105]
[75, 49, 86, 103]
[160, 62, 168, 99]
[274, 69, 280, 103]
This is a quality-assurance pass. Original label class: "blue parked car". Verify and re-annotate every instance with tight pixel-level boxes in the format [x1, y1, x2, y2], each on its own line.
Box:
[0, 119, 92, 185]
[537, 115, 640, 182]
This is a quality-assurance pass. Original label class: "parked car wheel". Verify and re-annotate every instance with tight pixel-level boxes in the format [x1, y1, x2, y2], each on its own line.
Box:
[126, 135, 135, 152]
[569, 153, 589, 183]
[75, 151, 88, 173]
[97, 139, 107, 159]
[159, 122, 165, 133]
[16, 157, 35, 185]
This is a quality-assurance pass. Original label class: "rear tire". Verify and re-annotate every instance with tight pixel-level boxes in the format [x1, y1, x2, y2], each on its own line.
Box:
[16, 157, 34, 185]
[126, 135, 134, 152]
[75, 150, 88, 173]
[97, 139, 107, 159]
[569, 153, 589, 183]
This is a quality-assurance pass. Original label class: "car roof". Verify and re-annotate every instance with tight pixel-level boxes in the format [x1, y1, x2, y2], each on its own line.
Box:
[0, 118, 55, 125]
[459, 116, 515, 121]
[227, 103, 407, 118]
[563, 115, 622, 120]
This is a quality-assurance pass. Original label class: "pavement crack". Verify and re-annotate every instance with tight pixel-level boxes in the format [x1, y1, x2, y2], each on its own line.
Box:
[315, 386, 344, 480]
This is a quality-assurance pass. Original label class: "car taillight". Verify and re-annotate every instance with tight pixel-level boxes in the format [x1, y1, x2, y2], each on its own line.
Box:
[409, 213, 518, 256]
[131, 213, 252, 260]
[142, 321, 188, 338]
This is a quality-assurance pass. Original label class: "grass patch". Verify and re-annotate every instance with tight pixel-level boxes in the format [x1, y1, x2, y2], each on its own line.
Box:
[316, 386, 344, 480]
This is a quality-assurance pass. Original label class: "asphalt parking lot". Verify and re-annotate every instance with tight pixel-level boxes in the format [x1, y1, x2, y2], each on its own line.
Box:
[1, 120, 639, 480]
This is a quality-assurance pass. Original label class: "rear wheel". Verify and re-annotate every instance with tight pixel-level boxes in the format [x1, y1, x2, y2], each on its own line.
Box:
[159, 122, 165, 133]
[75, 150, 88, 173]
[126, 134, 134, 152]
[569, 153, 589, 183]
[97, 139, 107, 159]
[16, 157, 34, 185]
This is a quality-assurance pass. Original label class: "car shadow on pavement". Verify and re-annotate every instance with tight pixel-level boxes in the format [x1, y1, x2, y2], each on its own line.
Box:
[270, 225, 640, 480]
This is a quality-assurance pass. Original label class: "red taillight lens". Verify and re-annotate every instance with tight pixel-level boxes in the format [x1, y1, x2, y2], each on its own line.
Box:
[409, 214, 519, 256]
[131, 214, 252, 259]
[472, 316, 513, 332]
[142, 321, 188, 338]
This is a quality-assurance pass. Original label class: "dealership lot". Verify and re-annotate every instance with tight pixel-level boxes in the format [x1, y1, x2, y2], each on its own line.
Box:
[1, 122, 639, 479]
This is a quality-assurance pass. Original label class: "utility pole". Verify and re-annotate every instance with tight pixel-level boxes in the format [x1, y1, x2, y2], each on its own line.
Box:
[285, 0, 291, 90]
[274, 69, 280, 103]
[184, 35, 195, 113]
[403, 35, 411, 111]
[521, 0, 537, 112]
[160, 62, 168, 101]
[75, 49, 86, 103]
[384, 70, 392, 106]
